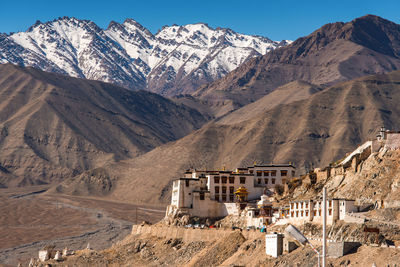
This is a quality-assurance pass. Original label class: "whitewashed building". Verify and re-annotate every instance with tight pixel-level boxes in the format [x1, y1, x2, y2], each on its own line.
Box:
[265, 233, 284, 257]
[166, 164, 296, 218]
[286, 198, 358, 225]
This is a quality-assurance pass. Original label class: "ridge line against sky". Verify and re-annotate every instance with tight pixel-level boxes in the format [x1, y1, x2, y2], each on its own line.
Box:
[1, 0, 400, 41]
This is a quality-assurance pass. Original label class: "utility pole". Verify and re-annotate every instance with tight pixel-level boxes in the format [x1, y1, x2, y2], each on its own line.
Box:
[322, 187, 327, 267]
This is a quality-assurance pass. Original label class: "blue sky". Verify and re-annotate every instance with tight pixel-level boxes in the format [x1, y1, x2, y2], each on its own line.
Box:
[1, 0, 399, 41]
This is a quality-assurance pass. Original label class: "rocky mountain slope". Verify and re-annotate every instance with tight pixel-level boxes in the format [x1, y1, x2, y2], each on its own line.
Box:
[0, 17, 283, 96]
[290, 149, 400, 208]
[41, 225, 400, 267]
[67, 70, 400, 204]
[216, 80, 323, 125]
[196, 15, 400, 108]
[0, 64, 206, 188]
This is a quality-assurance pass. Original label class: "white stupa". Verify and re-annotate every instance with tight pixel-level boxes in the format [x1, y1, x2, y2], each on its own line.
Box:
[257, 194, 272, 207]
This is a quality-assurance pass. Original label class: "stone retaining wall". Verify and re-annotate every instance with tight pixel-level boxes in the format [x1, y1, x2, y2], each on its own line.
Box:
[343, 213, 366, 224]
[131, 225, 264, 243]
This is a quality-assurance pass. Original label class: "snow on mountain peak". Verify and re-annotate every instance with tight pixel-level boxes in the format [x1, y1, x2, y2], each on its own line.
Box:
[0, 18, 288, 95]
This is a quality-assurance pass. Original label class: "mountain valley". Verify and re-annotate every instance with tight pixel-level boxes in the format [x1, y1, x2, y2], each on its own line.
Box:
[2, 14, 400, 267]
[52, 69, 400, 205]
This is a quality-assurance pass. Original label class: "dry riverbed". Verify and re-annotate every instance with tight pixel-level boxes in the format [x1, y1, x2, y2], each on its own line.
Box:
[0, 187, 165, 266]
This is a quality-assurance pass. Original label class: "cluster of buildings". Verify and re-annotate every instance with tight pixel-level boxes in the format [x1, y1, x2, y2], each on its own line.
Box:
[165, 162, 362, 227]
[165, 127, 400, 228]
[165, 161, 367, 227]
[166, 164, 296, 221]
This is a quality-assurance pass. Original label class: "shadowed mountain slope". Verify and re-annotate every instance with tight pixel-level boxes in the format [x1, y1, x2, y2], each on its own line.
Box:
[62, 70, 400, 204]
[0, 64, 206, 187]
[195, 15, 400, 110]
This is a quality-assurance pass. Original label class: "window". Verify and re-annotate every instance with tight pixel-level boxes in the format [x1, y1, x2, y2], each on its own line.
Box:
[215, 186, 220, 193]
[271, 170, 277, 176]
[281, 170, 287, 176]
[222, 186, 227, 194]
[272, 178, 276, 184]
[318, 210, 321, 216]
[200, 192, 205, 200]
[240, 177, 246, 184]
[185, 180, 190, 187]
[221, 176, 227, 183]
[214, 176, 220, 183]
[292, 171, 295, 177]
[257, 178, 261, 184]
[328, 209, 332, 216]
[291, 203, 294, 209]
[291, 211, 294, 217]
[300, 203, 303, 208]
[256, 171, 262, 176]
[305, 203, 309, 209]
[296, 203, 298, 209]
[305, 211, 309, 216]
[249, 170, 254, 174]
[301, 211, 304, 217]
[296, 211, 299, 217]
[215, 195, 220, 201]
[229, 187, 234, 194]
[229, 195, 234, 202]
[329, 201, 332, 208]
[264, 178, 269, 184]
[229, 176, 235, 183]
[313, 210, 316, 216]
[263, 171, 269, 176]
[222, 195, 227, 201]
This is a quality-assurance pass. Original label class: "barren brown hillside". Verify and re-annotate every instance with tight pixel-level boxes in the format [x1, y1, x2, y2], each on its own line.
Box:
[195, 15, 400, 109]
[0, 64, 207, 187]
[55, 70, 400, 204]
[216, 80, 323, 125]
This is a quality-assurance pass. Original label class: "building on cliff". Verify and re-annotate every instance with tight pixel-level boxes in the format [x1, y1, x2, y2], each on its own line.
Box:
[165, 164, 296, 219]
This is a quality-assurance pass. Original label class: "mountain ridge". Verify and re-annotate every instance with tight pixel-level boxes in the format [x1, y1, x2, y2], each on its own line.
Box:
[195, 15, 400, 110]
[0, 17, 285, 97]
[0, 63, 206, 187]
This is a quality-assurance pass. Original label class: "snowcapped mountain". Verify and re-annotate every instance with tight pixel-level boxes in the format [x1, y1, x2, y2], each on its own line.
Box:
[0, 17, 287, 95]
